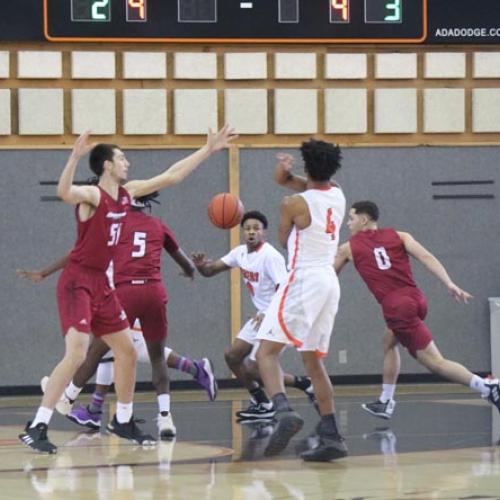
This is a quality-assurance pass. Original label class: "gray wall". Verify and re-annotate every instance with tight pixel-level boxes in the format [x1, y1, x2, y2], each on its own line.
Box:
[1, 146, 499, 386]
[1, 149, 231, 385]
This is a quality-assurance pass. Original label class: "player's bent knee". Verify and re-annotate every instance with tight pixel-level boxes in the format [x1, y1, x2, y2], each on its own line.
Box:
[224, 349, 241, 368]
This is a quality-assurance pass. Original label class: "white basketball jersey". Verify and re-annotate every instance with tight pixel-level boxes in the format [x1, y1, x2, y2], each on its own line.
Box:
[287, 186, 346, 269]
[221, 242, 288, 312]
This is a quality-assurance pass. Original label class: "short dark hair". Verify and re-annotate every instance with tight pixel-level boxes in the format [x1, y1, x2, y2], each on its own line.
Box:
[89, 143, 120, 177]
[241, 210, 268, 229]
[300, 139, 342, 182]
[351, 201, 379, 221]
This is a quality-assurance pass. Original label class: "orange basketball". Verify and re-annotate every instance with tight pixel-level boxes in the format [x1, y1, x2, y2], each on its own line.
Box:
[208, 193, 244, 229]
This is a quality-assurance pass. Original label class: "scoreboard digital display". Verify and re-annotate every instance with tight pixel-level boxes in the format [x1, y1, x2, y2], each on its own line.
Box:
[8, 0, 493, 45]
[44, 0, 427, 43]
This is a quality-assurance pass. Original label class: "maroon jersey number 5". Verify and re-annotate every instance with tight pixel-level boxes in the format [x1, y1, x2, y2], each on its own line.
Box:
[131, 231, 147, 258]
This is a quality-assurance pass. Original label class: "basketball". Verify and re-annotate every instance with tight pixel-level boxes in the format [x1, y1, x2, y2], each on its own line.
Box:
[207, 193, 244, 229]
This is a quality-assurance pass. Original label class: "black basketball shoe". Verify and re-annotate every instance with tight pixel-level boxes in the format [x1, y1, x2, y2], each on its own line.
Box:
[484, 378, 500, 413]
[301, 432, 348, 462]
[264, 410, 304, 456]
[19, 422, 57, 454]
[361, 399, 396, 420]
[107, 415, 157, 445]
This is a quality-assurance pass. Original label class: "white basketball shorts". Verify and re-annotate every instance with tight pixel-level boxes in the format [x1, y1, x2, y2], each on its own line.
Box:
[256, 266, 340, 357]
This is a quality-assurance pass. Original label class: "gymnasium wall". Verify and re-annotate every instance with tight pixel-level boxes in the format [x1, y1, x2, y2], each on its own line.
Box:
[1, 146, 499, 386]
[1, 44, 500, 145]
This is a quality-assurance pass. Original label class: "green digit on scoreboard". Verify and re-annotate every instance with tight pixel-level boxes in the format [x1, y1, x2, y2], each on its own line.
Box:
[71, 0, 110, 22]
[384, 0, 401, 22]
[91, 0, 110, 20]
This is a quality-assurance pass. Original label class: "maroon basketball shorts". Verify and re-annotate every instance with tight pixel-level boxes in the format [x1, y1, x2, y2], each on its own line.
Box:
[381, 287, 433, 358]
[116, 281, 168, 342]
[57, 263, 129, 337]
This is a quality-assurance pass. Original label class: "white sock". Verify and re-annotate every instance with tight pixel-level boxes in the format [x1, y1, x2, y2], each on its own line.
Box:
[65, 381, 83, 401]
[380, 384, 396, 403]
[116, 402, 133, 423]
[469, 375, 490, 397]
[30, 406, 53, 427]
[157, 394, 171, 414]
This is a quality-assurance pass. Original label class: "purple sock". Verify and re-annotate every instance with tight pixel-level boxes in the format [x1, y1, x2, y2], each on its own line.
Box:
[174, 356, 198, 376]
[89, 392, 105, 413]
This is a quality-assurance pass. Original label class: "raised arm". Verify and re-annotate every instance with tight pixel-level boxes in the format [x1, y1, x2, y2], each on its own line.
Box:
[398, 231, 472, 303]
[191, 252, 230, 278]
[57, 130, 100, 206]
[17, 253, 70, 283]
[274, 153, 308, 192]
[334, 242, 352, 275]
[125, 125, 238, 199]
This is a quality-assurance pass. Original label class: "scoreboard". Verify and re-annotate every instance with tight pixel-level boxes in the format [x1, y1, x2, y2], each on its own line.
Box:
[1, 0, 500, 44]
[44, 0, 426, 43]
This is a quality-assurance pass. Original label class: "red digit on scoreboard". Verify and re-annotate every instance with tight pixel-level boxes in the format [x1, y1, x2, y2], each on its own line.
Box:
[126, 0, 147, 22]
[330, 0, 350, 23]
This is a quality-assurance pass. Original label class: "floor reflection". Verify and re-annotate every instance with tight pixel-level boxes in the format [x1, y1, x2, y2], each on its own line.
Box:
[1, 386, 499, 499]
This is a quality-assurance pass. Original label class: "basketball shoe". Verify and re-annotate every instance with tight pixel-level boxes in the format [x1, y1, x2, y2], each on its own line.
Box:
[40, 376, 74, 416]
[67, 404, 102, 430]
[236, 400, 276, 420]
[484, 378, 500, 412]
[264, 409, 304, 456]
[157, 412, 176, 440]
[361, 399, 396, 420]
[194, 358, 218, 401]
[107, 415, 156, 446]
[301, 432, 348, 462]
[19, 422, 57, 454]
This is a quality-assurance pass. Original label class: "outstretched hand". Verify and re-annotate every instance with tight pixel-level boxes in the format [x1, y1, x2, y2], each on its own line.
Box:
[16, 269, 44, 283]
[274, 153, 295, 185]
[72, 129, 95, 160]
[206, 125, 238, 154]
[191, 252, 208, 268]
[448, 283, 473, 303]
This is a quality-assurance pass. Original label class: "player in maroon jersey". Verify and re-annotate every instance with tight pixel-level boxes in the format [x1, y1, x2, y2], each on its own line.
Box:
[20, 191, 217, 438]
[19, 126, 236, 454]
[335, 200, 500, 418]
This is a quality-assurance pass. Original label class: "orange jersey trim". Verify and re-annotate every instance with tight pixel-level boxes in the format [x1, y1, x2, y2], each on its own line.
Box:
[277, 232, 302, 346]
[277, 270, 303, 348]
